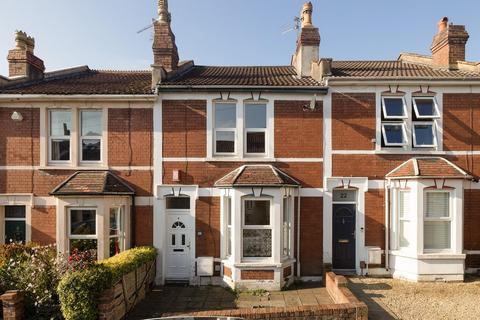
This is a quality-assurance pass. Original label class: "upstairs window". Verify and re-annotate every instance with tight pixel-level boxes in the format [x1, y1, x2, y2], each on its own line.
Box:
[214, 103, 236, 154]
[49, 110, 71, 162]
[245, 103, 267, 154]
[80, 110, 102, 162]
[382, 97, 407, 119]
[382, 123, 408, 146]
[413, 97, 440, 119]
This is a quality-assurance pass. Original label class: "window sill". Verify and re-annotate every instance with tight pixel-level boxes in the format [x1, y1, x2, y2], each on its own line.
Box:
[231, 258, 295, 269]
[390, 250, 466, 260]
[40, 165, 108, 171]
[206, 157, 275, 162]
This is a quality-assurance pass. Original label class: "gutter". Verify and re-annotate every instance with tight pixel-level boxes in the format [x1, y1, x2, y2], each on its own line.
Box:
[0, 94, 157, 102]
[157, 85, 328, 94]
[325, 78, 480, 86]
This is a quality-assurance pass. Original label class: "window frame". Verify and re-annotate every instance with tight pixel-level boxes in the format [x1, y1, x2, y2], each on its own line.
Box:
[48, 109, 72, 164]
[67, 207, 98, 254]
[412, 122, 438, 148]
[397, 190, 411, 249]
[79, 109, 103, 164]
[382, 96, 408, 120]
[241, 197, 273, 261]
[213, 102, 237, 156]
[381, 122, 408, 147]
[244, 102, 268, 156]
[224, 197, 233, 258]
[423, 190, 452, 252]
[282, 196, 292, 258]
[412, 97, 440, 119]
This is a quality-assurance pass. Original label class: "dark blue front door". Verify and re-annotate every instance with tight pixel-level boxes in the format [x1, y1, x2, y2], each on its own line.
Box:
[332, 204, 356, 269]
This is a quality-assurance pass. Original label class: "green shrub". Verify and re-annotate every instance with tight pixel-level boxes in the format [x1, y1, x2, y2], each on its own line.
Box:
[58, 246, 157, 320]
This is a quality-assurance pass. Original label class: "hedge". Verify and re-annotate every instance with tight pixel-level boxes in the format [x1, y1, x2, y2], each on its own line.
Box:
[58, 246, 157, 320]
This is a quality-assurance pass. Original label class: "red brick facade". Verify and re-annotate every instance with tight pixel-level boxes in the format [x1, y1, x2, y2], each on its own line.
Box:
[195, 197, 221, 258]
[300, 197, 323, 276]
[241, 270, 275, 280]
[31, 206, 56, 244]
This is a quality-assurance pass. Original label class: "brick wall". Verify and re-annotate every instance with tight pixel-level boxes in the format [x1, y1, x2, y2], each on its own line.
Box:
[464, 190, 480, 251]
[332, 93, 376, 150]
[300, 197, 323, 276]
[274, 100, 323, 158]
[162, 100, 207, 158]
[163, 161, 322, 188]
[241, 270, 274, 280]
[0, 107, 40, 166]
[134, 206, 153, 246]
[443, 94, 480, 151]
[365, 190, 385, 250]
[31, 206, 56, 244]
[108, 108, 153, 166]
[195, 197, 220, 258]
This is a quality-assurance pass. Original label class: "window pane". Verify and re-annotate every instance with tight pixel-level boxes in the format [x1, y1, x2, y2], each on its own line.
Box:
[166, 197, 190, 210]
[215, 104, 236, 128]
[383, 124, 405, 144]
[81, 110, 102, 136]
[399, 220, 411, 248]
[70, 239, 97, 255]
[226, 197, 232, 226]
[245, 104, 266, 128]
[244, 200, 270, 225]
[424, 221, 450, 250]
[226, 226, 232, 256]
[5, 220, 26, 244]
[383, 98, 405, 117]
[399, 191, 410, 218]
[426, 193, 449, 218]
[216, 131, 235, 153]
[246, 132, 265, 153]
[5, 206, 26, 218]
[243, 229, 272, 257]
[414, 124, 435, 146]
[109, 208, 122, 236]
[51, 139, 70, 161]
[415, 98, 436, 117]
[82, 139, 101, 161]
[70, 209, 96, 235]
[50, 111, 71, 136]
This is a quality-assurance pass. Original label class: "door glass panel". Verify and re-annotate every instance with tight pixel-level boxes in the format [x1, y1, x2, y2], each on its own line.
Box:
[5, 221, 26, 244]
[5, 206, 26, 218]
[171, 234, 175, 246]
[182, 234, 185, 246]
[166, 197, 190, 210]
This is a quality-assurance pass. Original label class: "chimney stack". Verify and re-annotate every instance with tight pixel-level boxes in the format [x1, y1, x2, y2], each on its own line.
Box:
[7, 31, 45, 80]
[152, 0, 179, 88]
[291, 2, 320, 77]
[431, 17, 469, 69]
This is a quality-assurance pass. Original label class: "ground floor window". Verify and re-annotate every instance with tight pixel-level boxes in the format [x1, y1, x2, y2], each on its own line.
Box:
[242, 199, 272, 258]
[109, 207, 125, 257]
[424, 191, 451, 250]
[282, 197, 292, 257]
[398, 191, 412, 248]
[5, 206, 26, 244]
[225, 197, 232, 257]
[68, 208, 97, 255]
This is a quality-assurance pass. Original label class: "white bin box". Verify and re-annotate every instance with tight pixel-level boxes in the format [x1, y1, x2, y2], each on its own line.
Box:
[366, 246, 382, 265]
[197, 257, 214, 276]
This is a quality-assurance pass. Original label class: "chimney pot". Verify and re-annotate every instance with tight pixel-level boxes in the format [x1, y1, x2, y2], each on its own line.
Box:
[431, 18, 469, 69]
[7, 30, 44, 80]
[438, 17, 449, 32]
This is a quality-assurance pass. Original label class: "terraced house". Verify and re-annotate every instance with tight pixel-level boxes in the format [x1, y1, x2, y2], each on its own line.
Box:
[0, 1, 479, 290]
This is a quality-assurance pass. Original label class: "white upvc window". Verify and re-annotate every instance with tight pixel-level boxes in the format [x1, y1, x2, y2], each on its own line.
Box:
[282, 196, 292, 258]
[398, 191, 412, 249]
[382, 123, 408, 146]
[49, 110, 72, 163]
[109, 207, 125, 257]
[214, 103, 237, 155]
[242, 198, 272, 260]
[424, 191, 451, 251]
[244, 103, 267, 155]
[80, 110, 103, 163]
[413, 97, 440, 119]
[413, 122, 437, 148]
[382, 96, 407, 119]
[68, 208, 98, 256]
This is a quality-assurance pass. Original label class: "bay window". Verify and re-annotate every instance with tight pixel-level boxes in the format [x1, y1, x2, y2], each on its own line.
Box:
[49, 110, 71, 162]
[242, 199, 272, 258]
[398, 191, 412, 248]
[214, 103, 236, 154]
[424, 191, 451, 251]
[225, 197, 232, 257]
[245, 104, 267, 154]
[109, 207, 125, 257]
[68, 208, 97, 255]
[80, 110, 102, 162]
[282, 197, 292, 257]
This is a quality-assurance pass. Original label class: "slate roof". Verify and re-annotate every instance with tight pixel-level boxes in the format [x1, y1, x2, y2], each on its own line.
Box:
[160, 66, 321, 87]
[0, 68, 153, 95]
[215, 165, 300, 187]
[50, 171, 135, 196]
[386, 157, 476, 180]
[330, 61, 480, 80]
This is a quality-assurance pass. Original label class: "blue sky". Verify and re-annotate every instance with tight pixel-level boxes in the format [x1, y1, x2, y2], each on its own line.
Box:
[0, 0, 479, 75]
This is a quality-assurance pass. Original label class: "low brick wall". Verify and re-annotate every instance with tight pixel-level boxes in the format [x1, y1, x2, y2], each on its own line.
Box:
[1, 291, 24, 320]
[98, 260, 156, 320]
[176, 272, 368, 320]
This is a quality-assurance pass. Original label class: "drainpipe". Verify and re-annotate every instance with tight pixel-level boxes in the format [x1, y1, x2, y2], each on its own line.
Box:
[384, 180, 389, 271]
[131, 195, 136, 247]
[296, 186, 301, 277]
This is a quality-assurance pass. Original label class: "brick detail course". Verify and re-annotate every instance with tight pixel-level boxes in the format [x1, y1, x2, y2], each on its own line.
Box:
[162, 161, 322, 188]
[134, 206, 153, 246]
[195, 197, 220, 258]
[241, 270, 274, 280]
[31, 206, 56, 244]
[0, 107, 40, 166]
[300, 197, 323, 276]
[162, 100, 206, 158]
[443, 94, 480, 151]
[274, 100, 323, 158]
[332, 93, 376, 150]
[108, 108, 153, 167]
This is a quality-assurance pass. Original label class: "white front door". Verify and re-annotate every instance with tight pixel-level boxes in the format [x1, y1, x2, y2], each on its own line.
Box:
[166, 214, 192, 280]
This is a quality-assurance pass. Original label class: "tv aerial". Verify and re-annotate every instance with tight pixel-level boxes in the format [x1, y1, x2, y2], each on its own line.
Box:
[281, 16, 301, 35]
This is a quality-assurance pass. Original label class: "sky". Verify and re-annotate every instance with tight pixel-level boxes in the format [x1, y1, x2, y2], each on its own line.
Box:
[0, 0, 479, 75]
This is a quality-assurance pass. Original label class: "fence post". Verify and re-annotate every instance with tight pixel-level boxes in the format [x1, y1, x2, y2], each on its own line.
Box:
[1, 290, 24, 320]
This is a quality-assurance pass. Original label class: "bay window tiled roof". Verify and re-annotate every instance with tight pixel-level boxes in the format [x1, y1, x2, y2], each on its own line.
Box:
[215, 165, 300, 187]
[50, 171, 135, 195]
[386, 157, 477, 180]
